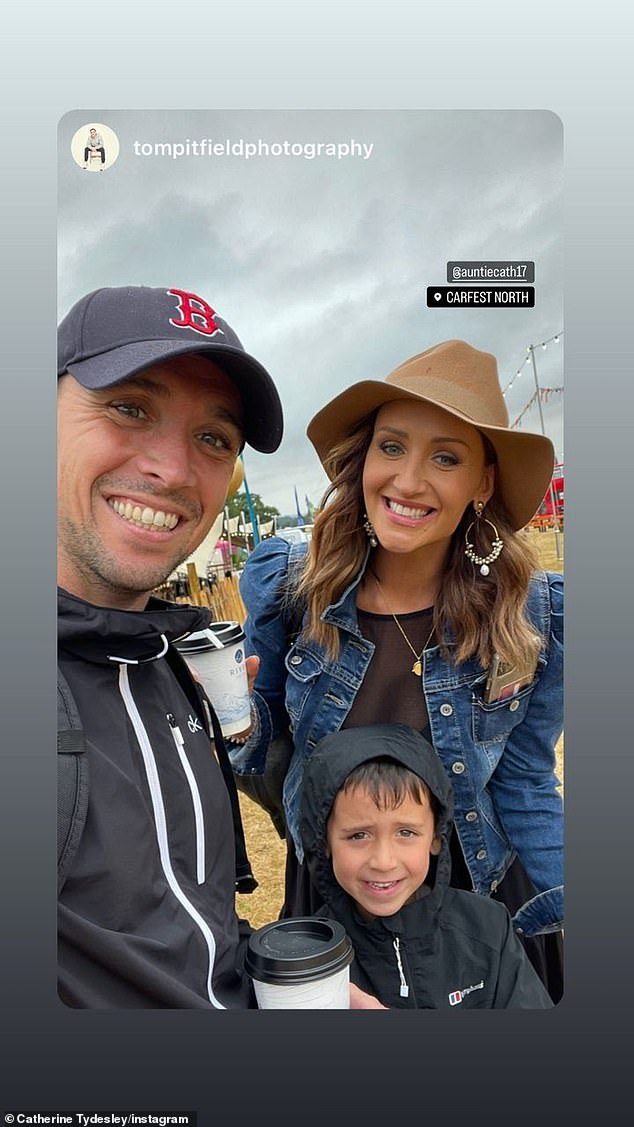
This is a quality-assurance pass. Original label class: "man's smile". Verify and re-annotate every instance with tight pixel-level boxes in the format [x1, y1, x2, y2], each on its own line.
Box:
[108, 497, 182, 531]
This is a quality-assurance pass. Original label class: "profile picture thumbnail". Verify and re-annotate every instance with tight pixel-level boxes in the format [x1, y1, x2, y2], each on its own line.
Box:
[70, 122, 120, 173]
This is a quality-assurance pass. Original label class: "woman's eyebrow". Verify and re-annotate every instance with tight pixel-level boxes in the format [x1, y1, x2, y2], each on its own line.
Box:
[429, 436, 470, 447]
[375, 425, 470, 447]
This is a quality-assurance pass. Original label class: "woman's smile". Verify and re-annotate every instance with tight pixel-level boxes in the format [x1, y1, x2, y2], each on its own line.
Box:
[382, 496, 436, 525]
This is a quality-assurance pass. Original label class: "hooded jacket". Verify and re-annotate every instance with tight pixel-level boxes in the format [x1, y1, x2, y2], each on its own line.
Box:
[58, 588, 254, 1009]
[300, 725, 552, 1009]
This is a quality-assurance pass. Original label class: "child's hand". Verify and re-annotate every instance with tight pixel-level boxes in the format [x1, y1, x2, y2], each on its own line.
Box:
[349, 983, 387, 1009]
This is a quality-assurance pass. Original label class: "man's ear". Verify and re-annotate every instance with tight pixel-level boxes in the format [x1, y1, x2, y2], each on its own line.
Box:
[430, 835, 442, 857]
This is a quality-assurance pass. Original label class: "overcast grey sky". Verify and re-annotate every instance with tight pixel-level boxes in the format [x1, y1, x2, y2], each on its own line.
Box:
[58, 109, 563, 516]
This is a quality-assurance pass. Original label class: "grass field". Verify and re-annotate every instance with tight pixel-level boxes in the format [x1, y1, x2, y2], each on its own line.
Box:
[236, 527, 564, 928]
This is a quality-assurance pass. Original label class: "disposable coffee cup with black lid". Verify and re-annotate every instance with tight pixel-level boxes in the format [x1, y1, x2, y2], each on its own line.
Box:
[176, 621, 243, 654]
[245, 917, 354, 1008]
[175, 621, 250, 737]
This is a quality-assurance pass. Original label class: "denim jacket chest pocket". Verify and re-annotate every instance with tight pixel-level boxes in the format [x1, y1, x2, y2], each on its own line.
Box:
[470, 656, 546, 745]
[284, 646, 325, 726]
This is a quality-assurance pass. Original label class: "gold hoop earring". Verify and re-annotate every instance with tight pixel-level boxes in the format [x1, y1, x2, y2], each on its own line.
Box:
[464, 503, 503, 576]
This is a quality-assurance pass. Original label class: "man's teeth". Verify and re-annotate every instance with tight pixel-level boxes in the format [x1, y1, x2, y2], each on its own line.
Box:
[109, 499, 179, 530]
[367, 881, 398, 889]
[387, 500, 431, 518]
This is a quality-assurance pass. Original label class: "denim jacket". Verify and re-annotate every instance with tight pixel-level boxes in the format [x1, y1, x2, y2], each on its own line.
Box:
[234, 536, 563, 937]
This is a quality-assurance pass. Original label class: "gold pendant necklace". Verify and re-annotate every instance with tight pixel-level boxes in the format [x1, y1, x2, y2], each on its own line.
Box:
[371, 572, 435, 677]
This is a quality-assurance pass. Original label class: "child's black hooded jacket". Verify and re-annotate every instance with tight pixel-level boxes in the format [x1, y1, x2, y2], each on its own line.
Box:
[300, 724, 552, 1009]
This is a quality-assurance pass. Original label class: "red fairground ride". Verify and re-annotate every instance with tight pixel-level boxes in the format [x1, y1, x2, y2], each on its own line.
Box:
[529, 463, 564, 530]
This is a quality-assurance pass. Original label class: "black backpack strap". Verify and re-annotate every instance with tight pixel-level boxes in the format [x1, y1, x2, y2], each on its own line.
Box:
[165, 644, 258, 894]
[205, 698, 258, 894]
[57, 668, 90, 893]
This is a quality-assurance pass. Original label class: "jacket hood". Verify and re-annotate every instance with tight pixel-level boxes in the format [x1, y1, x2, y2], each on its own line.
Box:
[300, 724, 454, 926]
[58, 587, 212, 665]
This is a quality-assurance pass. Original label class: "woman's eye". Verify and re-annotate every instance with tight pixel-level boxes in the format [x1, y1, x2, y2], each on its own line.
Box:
[433, 452, 459, 467]
[379, 441, 404, 456]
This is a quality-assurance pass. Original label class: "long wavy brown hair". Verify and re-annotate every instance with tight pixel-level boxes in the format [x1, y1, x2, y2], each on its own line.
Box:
[296, 412, 542, 671]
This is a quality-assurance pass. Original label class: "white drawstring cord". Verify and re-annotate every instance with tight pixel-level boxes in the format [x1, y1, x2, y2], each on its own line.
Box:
[393, 937, 410, 998]
[108, 633, 169, 664]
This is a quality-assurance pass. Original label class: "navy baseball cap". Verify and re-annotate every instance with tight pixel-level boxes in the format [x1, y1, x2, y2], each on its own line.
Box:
[58, 285, 284, 453]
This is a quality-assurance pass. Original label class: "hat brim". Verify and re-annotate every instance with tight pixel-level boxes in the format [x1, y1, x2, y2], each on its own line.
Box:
[307, 381, 555, 531]
[64, 338, 283, 454]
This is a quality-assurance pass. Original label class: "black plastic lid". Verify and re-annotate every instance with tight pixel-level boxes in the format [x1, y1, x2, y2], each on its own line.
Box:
[174, 621, 244, 654]
[245, 917, 354, 986]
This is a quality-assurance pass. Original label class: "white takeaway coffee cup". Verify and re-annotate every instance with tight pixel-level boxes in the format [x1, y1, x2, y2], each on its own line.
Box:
[245, 918, 354, 1009]
[175, 622, 250, 738]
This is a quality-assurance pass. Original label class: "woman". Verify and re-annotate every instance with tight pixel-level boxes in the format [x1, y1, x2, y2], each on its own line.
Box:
[233, 340, 563, 1000]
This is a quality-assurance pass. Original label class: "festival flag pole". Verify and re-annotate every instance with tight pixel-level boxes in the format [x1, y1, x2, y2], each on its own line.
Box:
[241, 454, 261, 547]
[293, 486, 304, 526]
[527, 343, 562, 559]
[224, 506, 233, 573]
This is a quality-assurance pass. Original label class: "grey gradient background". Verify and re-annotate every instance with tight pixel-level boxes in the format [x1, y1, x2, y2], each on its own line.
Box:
[1, 0, 632, 1122]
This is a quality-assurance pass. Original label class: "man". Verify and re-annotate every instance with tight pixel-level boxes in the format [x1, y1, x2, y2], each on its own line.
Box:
[57, 285, 283, 1008]
[83, 127, 106, 168]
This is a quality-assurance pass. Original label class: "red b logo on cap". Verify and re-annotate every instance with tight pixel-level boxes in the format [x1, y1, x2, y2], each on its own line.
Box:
[167, 288, 223, 337]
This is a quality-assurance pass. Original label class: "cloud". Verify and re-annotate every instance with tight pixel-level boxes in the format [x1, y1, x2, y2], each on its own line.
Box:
[58, 110, 563, 512]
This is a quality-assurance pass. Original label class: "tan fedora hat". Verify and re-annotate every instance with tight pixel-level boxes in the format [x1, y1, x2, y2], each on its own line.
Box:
[307, 340, 555, 531]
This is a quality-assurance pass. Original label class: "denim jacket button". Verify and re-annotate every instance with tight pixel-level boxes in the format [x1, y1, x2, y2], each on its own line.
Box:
[465, 811, 478, 822]
[490, 880, 499, 892]
[509, 699, 520, 711]
[476, 849, 487, 860]
[451, 762, 465, 775]
[440, 703, 453, 716]
[289, 655, 303, 666]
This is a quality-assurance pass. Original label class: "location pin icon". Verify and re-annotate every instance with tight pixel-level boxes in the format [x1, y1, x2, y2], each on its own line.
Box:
[434, 293, 442, 302]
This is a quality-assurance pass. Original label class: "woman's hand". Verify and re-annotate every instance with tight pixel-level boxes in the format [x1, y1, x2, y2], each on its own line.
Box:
[245, 654, 260, 696]
[227, 655, 261, 743]
[349, 983, 387, 1009]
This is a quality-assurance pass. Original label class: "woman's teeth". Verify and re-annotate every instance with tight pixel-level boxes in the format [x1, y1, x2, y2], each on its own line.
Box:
[386, 500, 431, 519]
[109, 499, 179, 530]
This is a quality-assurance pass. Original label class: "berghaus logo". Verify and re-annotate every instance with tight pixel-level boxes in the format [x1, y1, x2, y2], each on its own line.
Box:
[448, 980, 485, 1005]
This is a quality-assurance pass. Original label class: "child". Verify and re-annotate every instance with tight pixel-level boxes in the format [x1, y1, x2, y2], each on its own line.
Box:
[300, 724, 553, 1008]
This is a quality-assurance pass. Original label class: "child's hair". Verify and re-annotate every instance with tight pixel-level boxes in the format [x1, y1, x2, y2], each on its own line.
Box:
[339, 757, 440, 828]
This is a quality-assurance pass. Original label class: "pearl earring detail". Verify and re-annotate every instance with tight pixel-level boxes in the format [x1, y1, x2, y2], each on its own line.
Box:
[464, 502, 503, 575]
[363, 514, 378, 548]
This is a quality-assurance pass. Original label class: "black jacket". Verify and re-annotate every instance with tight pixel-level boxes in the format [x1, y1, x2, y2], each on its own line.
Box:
[300, 725, 552, 1009]
[58, 588, 254, 1008]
